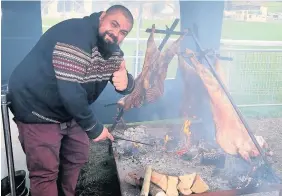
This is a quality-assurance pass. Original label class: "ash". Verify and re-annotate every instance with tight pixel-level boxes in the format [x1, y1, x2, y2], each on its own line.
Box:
[113, 125, 278, 193]
[113, 125, 230, 191]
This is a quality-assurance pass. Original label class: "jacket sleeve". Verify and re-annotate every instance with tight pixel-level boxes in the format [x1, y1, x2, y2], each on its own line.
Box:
[52, 42, 103, 139]
[110, 71, 135, 95]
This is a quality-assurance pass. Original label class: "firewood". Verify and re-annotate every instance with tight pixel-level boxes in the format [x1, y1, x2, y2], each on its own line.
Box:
[140, 179, 167, 196]
[166, 176, 179, 196]
[151, 171, 168, 191]
[125, 174, 167, 196]
[150, 185, 167, 196]
[177, 173, 196, 195]
[190, 174, 209, 193]
[141, 165, 152, 196]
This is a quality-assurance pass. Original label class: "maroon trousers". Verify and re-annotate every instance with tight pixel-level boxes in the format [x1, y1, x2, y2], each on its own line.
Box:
[15, 120, 90, 196]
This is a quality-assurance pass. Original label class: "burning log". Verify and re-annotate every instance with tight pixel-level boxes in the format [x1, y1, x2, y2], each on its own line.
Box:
[117, 24, 186, 110]
[177, 50, 260, 162]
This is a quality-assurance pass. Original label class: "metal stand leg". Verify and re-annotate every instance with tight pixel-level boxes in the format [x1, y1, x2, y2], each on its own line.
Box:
[1, 93, 16, 196]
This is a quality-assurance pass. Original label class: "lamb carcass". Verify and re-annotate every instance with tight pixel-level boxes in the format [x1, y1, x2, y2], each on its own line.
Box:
[177, 50, 259, 162]
[118, 25, 185, 110]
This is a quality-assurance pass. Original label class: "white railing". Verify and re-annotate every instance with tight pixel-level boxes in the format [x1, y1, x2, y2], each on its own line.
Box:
[121, 38, 282, 108]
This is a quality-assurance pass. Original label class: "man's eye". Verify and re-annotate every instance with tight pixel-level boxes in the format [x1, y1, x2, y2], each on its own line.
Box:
[121, 32, 127, 36]
[112, 22, 117, 28]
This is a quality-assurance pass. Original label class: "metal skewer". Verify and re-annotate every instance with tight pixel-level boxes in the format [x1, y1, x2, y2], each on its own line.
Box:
[113, 135, 154, 146]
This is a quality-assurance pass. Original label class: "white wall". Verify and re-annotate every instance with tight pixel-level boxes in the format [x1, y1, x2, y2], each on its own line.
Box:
[1, 110, 29, 188]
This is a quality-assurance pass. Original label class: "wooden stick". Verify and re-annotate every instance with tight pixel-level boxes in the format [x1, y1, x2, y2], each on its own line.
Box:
[138, 178, 166, 196]
[140, 165, 152, 196]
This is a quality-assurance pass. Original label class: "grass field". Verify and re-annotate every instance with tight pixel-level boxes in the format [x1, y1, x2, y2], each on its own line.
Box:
[42, 18, 282, 117]
[42, 18, 282, 41]
[41, 18, 282, 74]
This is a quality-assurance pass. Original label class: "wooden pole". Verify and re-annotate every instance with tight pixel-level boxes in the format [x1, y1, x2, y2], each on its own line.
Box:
[140, 165, 152, 196]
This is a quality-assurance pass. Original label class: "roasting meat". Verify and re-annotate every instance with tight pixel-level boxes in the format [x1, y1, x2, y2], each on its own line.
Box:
[214, 58, 227, 87]
[118, 25, 185, 110]
[177, 50, 260, 162]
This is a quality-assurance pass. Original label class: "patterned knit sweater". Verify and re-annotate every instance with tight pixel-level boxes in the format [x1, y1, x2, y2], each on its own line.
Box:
[8, 12, 135, 139]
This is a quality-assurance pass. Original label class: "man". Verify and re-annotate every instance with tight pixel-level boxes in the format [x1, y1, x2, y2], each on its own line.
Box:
[8, 5, 135, 196]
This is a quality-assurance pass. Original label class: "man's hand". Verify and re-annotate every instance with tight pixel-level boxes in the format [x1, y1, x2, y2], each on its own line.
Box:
[93, 127, 114, 142]
[112, 60, 128, 91]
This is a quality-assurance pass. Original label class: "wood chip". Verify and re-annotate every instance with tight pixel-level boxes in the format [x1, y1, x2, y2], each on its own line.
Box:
[151, 171, 168, 191]
[166, 176, 178, 196]
[177, 173, 196, 195]
[191, 174, 209, 193]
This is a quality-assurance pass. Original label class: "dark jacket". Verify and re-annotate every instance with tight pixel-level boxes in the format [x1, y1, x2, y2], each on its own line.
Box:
[8, 12, 135, 139]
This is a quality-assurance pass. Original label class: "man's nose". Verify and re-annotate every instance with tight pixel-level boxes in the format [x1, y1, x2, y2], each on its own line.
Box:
[112, 29, 119, 37]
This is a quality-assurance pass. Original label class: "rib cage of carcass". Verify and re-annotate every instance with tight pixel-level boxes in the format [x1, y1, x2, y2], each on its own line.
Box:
[117, 25, 185, 110]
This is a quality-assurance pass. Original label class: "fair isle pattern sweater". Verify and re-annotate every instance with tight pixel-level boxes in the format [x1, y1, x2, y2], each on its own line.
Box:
[53, 43, 124, 83]
[8, 12, 135, 139]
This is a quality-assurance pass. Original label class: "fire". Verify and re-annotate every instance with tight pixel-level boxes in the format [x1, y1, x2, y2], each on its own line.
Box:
[183, 120, 191, 136]
[176, 119, 192, 155]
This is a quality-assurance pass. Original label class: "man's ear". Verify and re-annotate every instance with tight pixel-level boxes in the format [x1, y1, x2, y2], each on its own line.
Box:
[99, 12, 106, 21]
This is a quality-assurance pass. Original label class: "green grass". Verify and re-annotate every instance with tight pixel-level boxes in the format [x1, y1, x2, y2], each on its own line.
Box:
[221, 20, 282, 41]
[42, 18, 282, 41]
[262, 1, 282, 13]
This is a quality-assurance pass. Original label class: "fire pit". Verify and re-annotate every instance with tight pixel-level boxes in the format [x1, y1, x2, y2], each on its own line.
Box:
[111, 120, 282, 196]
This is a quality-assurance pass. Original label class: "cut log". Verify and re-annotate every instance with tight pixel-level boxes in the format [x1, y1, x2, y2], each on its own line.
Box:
[166, 176, 178, 196]
[190, 174, 209, 193]
[177, 173, 196, 195]
[141, 165, 152, 196]
[151, 171, 168, 191]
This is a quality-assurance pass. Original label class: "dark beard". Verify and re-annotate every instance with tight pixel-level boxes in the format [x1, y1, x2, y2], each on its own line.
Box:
[97, 32, 118, 56]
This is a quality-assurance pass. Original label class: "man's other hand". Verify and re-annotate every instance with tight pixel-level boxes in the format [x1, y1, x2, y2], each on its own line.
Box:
[93, 127, 114, 142]
[112, 60, 128, 91]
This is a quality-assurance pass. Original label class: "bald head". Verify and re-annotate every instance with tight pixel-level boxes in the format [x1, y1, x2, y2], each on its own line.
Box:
[98, 5, 134, 46]
[105, 5, 134, 26]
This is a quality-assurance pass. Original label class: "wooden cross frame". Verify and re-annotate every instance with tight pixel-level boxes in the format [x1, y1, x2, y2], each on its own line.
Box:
[109, 19, 181, 133]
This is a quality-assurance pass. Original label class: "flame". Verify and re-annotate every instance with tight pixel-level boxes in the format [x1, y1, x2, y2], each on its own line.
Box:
[182, 119, 192, 152]
[183, 120, 191, 135]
